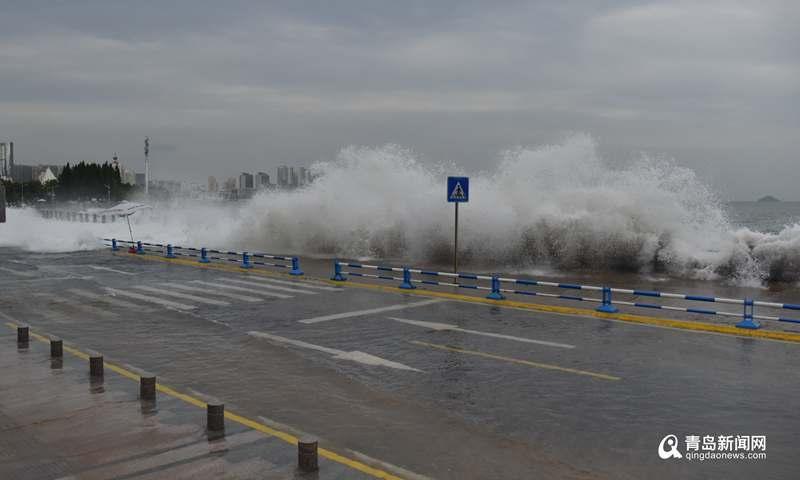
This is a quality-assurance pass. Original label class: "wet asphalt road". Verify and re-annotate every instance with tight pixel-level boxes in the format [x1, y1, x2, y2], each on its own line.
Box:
[1, 247, 799, 479]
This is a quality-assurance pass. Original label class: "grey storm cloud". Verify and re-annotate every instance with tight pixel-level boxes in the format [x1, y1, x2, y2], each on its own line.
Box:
[1, 0, 798, 199]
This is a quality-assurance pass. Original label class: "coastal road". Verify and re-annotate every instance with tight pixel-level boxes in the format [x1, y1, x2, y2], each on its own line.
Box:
[1, 247, 799, 479]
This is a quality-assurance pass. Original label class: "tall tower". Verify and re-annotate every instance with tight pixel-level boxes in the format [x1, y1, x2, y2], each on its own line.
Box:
[144, 137, 150, 196]
[0, 143, 6, 177]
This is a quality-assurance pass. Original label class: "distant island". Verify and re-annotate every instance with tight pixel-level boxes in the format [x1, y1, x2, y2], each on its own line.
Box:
[757, 195, 780, 202]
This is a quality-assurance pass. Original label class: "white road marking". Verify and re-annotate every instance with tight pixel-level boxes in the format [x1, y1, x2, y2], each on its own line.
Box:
[105, 287, 197, 310]
[132, 285, 231, 306]
[242, 275, 341, 291]
[298, 299, 444, 324]
[217, 278, 318, 295]
[191, 280, 293, 299]
[161, 283, 263, 303]
[387, 317, 576, 349]
[0, 266, 37, 277]
[68, 288, 156, 312]
[87, 265, 137, 275]
[247, 331, 421, 372]
[33, 293, 119, 318]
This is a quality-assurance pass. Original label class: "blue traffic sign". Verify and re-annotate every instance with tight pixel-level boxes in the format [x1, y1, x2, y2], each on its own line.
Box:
[447, 176, 469, 203]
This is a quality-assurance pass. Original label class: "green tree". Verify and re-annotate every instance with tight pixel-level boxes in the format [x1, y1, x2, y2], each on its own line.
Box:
[55, 161, 132, 201]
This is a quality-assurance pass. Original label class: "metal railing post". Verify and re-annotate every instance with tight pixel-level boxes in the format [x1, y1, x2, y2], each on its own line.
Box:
[596, 287, 618, 313]
[736, 298, 760, 329]
[331, 261, 346, 281]
[399, 267, 415, 289]
[290, 257, 304, 276]
[486, 275, 505, 300]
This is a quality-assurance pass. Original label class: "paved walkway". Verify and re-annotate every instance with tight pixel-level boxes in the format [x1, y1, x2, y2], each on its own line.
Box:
[0, 328, 374, 480]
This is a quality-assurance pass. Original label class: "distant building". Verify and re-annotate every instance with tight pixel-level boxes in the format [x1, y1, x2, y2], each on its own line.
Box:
[30, 165, 60, 182]
[109, 153, 136, 185]
[36, 167, 57, 183]
[223, 177, 237, 191]
[256, 172, 270, 189]
[135, 173, 146, 187]
[120, 167, 136, 185]
[239, 172, 254, 192]
[277, 165, 289, 188]
[289, 167, 299, 188]
[0, 143, 7, 178]
[10, 164, 32, 183]
[208, 176, 219, 193]
[7, 142, 14, 178]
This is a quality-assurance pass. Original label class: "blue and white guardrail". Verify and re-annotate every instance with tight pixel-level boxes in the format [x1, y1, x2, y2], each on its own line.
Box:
[103, 238, 303, 275]
[330, 261, 800, 330]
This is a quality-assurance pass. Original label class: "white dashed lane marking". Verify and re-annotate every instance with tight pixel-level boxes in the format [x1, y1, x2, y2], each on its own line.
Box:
[248, 331, 422, 372]
[161, 283, 264, 303]
[68, 288, 156, 312]
[298, 299, 444, 325]
[388, 317, 576, 349]
[190, 281, 293, 299]
[132, 285, 231, 307]
[217, 278, 318, 295]
[105, 287, 197, 311]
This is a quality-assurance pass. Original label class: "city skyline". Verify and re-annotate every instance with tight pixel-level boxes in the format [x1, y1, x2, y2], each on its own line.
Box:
[1, 138, 316, 190]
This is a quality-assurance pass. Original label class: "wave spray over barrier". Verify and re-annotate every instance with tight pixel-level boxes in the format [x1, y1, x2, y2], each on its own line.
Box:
[4, 135, 799, 284]
[231, 135, 799, 284]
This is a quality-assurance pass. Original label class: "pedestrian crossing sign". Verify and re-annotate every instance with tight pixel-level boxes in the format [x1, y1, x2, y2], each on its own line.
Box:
[447, 176, 469, 203]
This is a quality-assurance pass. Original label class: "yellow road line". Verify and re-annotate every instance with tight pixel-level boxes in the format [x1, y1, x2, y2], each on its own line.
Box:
[5, 322, 405, 480]
[122, 252, 800, 344]
[410, 340, 621, 381]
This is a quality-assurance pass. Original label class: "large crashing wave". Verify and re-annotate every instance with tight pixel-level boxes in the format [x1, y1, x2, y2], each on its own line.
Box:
[230, 135, 798, 283]
[3, 135, 798, 283]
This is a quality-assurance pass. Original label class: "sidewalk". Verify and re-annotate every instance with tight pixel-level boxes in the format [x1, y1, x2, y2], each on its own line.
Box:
[0, 327, 370, 480]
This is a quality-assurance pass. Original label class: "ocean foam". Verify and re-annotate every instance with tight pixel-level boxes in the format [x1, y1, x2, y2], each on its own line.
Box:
[2, 135, 798, 283]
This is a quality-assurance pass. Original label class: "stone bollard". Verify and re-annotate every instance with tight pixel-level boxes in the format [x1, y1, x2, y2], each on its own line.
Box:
[50, 337, 63, 358]
[90, 354, 104, 377]
[17, 325, 29, 344]
[207, 403, 225, 433]
[140, 375, 156, 400]
[298, 438, 319, 472]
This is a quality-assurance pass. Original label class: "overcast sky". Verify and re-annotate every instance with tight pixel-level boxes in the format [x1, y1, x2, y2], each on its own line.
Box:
[1, 1, 797, 199]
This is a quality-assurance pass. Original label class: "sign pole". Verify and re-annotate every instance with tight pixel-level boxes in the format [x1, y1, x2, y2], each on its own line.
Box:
[446, 175, 468, 276]
[454, 202, 459, 274]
